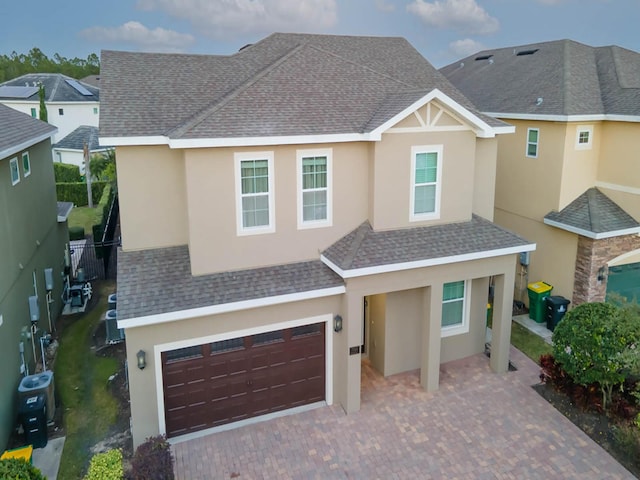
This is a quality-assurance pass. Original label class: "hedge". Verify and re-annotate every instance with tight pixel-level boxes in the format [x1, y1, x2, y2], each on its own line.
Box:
[0, 458, 45, 479]
[84, 449, 123, 480]
[69, 226, 85, 240]
[53, 163, 81, 183]
[92, 184, 114, 256]
[56, 181, 107, 207]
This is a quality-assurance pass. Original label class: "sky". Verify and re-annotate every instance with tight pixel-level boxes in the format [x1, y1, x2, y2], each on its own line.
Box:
[1, 0, 638, 68]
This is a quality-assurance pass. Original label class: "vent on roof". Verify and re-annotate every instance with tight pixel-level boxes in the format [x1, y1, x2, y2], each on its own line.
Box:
[516, 49, 539, 56]
[475, 54, 494, 61]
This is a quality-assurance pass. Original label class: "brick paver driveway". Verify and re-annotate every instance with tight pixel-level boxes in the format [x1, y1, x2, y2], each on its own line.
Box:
[172, 347, 633, 479]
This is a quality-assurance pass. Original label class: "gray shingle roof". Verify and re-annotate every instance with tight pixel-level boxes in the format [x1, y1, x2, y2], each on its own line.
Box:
[53, 126, 110, 151]
[116, 245, 344, 320]
[544, 188, 640, 237]
[0, 73, 99, 102]
[100, 32, 506, 139]
[439, 40, 640, 117]
[323, 215, 532, 271]
[0, 104, 56, 158]
[57, 201, 73, 222]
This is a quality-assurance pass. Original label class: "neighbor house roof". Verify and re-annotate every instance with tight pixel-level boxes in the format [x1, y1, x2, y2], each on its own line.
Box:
[100, 32, 508, 146]
[116, 245, 345, 326]
[321, 215, 534, 278]
[544, 188, 640, 239]
[53, 126, 110, 152]
[0, 73, 99, 103]
[0, 104, 57, 159]
[439, 40, 640, 120]
[57, 201, 74, 222]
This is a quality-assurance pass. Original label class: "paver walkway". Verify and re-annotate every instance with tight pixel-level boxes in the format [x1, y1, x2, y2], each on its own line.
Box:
[172, 347, 633, 479]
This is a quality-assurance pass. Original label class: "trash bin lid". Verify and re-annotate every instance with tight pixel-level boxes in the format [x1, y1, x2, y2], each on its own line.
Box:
[527, 281, 553, 294]
[546, 295, 571, 306]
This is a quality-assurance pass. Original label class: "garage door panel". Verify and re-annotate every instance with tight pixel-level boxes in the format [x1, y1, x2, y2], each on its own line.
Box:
[162, 322, 325, 437]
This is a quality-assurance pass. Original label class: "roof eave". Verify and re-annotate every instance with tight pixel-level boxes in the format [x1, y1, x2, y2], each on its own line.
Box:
[543, 217, 640, 239]
[0, 128, 57, 159]
[485, 112, 640, 123]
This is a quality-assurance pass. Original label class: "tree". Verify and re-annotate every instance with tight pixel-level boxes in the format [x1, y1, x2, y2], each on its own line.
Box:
[552, 302, 640, 409]
[89, 149, 116, 183]
[38, 83, 47, 122]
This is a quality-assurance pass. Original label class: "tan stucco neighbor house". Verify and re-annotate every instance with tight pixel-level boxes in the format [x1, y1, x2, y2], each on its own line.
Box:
[441, 40, 640, 306]
[99, 33, 535, 447]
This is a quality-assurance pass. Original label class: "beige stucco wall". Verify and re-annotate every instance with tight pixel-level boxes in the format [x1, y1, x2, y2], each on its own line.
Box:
[473, 138, 498, 221]
[371, 130, 476, 230]
[116, 146, 188, 251]
[383, 289, 422, 376]
[368, 294, 386, 374]
[126, 294, 341, 447]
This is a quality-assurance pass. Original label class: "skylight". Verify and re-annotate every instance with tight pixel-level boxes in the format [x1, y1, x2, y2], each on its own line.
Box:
[475, 55, 494, 61]
[516, 49, 539, 56]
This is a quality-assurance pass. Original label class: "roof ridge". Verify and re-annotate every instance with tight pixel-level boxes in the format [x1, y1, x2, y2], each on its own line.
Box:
[167, 43, 305, 138]
[48, 75, 62, 101]
[341, 221, 371, 269]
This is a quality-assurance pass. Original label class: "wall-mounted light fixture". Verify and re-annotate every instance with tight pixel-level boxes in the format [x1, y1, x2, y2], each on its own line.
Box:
[597, 266, 607, 282]
[137, 350, 147, 370]
[333, 315, 343, 333]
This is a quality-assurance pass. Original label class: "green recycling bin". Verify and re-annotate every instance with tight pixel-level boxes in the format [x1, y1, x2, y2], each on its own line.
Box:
[527, 281, 553, 323]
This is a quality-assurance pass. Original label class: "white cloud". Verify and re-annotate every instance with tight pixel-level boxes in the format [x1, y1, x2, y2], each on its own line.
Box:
[449, 38, 485, 57]
[375, 0, 396, 12]
[80, 21, 195, 52]
[136, 0, 338, 38]
[407, 0, 499, 35]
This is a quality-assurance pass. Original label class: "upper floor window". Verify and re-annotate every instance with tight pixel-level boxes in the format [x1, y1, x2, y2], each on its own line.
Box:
[526, 128, 539, 158]
[441, 280, 470, 337]
[22, 152, 31, 177]
[410, 145, 442, 221]
[30, 108, 37, 118]
[93, 107, 99, 115]
[297, 149, 332, 229]
[9, 157, 20, 185]
[234, 152, 275, 235]
[58, 108, 64, 116]
[575, 126, 593, 150]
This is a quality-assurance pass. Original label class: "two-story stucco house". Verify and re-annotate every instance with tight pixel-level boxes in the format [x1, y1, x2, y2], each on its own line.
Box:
[0, 104, 71, 449]
[441, 40, 640, 305]
[100, 33, 535, 447]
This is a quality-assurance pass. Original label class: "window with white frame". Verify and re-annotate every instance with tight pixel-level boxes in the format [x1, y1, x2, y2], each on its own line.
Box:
[234, 152, 275, 235]
[575, 126, 593, 150]
[441, 280, 470, 337]
[297, 149, 332, 228]
[22, 152, 31, 177]
[9, 157, 20, 185]
[410, 145, 442, 221]
[526, 128, 539, 158]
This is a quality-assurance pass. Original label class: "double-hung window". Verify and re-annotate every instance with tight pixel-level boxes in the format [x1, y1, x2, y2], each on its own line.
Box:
[10, 157, 20, 185]
[235, 152, 275, 235]
[22, 152, 31, 177]
[297, 149, 332, 228]
[410, 145, 442, 221]
[441, 280, 470, 337]
[526, 128, 539, 158]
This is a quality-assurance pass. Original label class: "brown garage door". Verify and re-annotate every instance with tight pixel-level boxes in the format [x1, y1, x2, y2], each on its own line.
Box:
[161, 322, 325, 437]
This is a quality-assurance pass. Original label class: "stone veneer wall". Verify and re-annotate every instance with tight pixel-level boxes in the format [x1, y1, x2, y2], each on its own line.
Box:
[572, 234, 640, 305]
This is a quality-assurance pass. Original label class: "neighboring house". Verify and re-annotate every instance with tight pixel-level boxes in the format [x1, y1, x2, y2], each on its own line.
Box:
[0, 73, 99, 143]
[0, 104, 71, 450]
[80, 74, 101, 89]
[440, 40, 640, 305]
[100, 33, 535, 447]
[53, 125, 111, 175]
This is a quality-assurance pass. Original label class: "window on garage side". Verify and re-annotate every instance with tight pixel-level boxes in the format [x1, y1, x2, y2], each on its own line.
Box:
[410, 145, 442, 222]
[10, 157, 20, 185]
[441, 280, 470, 337]
[22, 152, 31, 177]
[526, 128, 539, 158]
[235, 152, 274, 235]
[297, 149, 332, 229]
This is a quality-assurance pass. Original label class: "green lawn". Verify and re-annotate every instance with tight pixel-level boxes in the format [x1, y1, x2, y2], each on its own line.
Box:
[510, 321, 553, 364]
[55, 280, 120, 479]
[68, 206, 102, 237]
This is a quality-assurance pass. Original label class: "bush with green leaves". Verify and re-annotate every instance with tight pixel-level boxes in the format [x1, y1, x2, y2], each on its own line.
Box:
[129, 435, 174, 480]
[553, 302, 640, 409]
[0, 458, 45, 479]
[53, 163, 81, 182]
[84, 449, 123, 480]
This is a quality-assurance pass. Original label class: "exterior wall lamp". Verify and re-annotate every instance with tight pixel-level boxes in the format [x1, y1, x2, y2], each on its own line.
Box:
[597, 266, 607, 282]
[333, 315, 343, 333]
[137, 350, 147, 370]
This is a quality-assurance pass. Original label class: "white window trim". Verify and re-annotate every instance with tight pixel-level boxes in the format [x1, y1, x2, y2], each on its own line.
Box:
[441, 279, 471, 338]
[410, 145, 442, 222]
[296, 148, 333, 229]
[22, 152, 31, 177]
[526, 128, 539, 158]
[234, 151, 275, 236]
[575, 125, 593, 150]
[9, 157, 20, 185]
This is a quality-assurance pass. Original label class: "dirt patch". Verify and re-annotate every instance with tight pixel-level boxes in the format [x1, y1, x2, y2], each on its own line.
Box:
[533, 383, 640, 478]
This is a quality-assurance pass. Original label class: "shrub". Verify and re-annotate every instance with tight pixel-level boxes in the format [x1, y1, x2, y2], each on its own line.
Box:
[56, 181, 107, 207]
[129, 435, 174, 480]
[69, 226, 85, 240]
[84, 449, 123, 480]
[553, 302, 640, 409]
[0, 458, 45, 479]
[53, 163, 81, 182]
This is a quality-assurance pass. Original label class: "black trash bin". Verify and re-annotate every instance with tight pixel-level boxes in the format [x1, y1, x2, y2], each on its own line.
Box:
[545, 296, 571, 331]
[18, 393, 47, 448]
